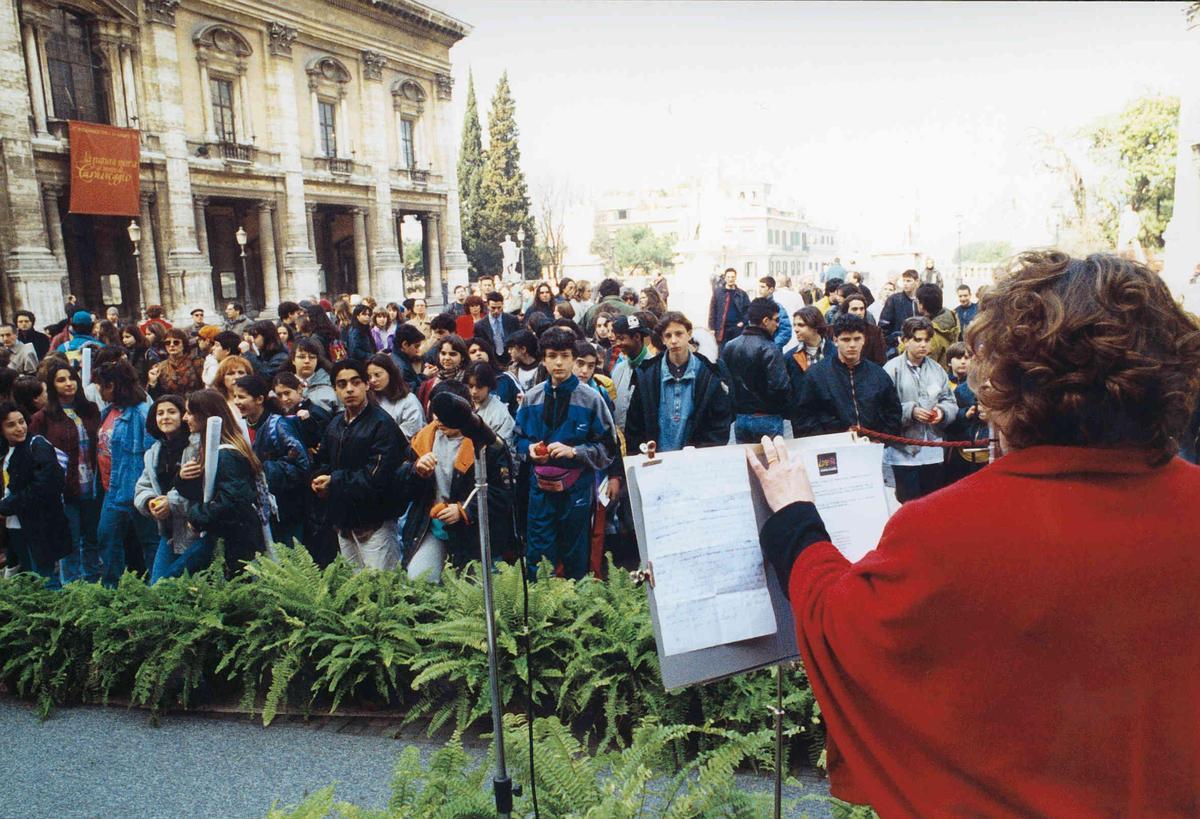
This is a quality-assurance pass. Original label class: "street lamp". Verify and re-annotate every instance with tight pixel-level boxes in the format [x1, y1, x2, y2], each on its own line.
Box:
[127, 219, 141, 257]
[235, 225, 248, 303]
[516, 226, 526, 281]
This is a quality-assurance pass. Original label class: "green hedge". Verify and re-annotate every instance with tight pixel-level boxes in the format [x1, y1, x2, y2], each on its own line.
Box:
[0, 546, 823, 761]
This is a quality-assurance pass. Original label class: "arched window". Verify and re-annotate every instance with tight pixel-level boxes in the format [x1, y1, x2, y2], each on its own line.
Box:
[44, 7, 109, 123]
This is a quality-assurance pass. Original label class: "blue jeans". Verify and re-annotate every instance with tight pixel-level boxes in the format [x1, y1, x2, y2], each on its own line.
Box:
[526, 476, 594, 580]
[61, 494, 102, 584]
[97, 501, 160, 588]
[150, 536, 214, 584]
[733, 413, 785, 445]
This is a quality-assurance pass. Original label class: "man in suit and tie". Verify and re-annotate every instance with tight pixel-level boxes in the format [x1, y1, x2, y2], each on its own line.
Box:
[475, 291, 521, 361]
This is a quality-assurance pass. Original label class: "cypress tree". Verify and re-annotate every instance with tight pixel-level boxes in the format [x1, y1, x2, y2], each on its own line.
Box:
[478, 72, 539, 279]
[457, 70, 486, 279]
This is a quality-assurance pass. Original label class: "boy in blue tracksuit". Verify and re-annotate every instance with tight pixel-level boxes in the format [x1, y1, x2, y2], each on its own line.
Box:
[515, 327, 616, 579]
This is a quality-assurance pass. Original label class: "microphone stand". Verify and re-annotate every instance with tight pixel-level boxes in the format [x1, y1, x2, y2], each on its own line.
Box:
[475, 443, 513, 817]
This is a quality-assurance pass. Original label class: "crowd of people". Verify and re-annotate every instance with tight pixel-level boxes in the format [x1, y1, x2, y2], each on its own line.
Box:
[0, 264, 1009, 588]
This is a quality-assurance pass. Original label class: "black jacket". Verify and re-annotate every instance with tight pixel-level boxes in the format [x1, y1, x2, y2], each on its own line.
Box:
[177, 447, 265, 572]
[793, 355, 902, 437]
[718, 327, 791, 416]
[399, 425, 514, 569]
[346, 324, 377, 362]
[785, 340, 836, 425]
[0, 437, 71, 566]
[625, 353, 733, 453]
[313, 403, 409, 530]
[708, 286, 751, 343]
[878, 292, 918, 347]
[286, 399, 332, 454]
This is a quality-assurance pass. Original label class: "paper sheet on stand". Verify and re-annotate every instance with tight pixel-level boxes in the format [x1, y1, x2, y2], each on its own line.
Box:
[636, 447, 776, 656]
[794, 442, 890, 562]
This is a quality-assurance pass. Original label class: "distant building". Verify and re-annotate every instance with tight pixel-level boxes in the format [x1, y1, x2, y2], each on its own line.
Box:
[589, 176, 838, 288]
[0, 0, 469, 324]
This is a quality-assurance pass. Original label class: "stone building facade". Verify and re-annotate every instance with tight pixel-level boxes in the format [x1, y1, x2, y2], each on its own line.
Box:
[0, 0, 470, 325]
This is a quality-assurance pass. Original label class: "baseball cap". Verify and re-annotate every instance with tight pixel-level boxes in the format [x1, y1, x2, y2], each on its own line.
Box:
[612, 314, 649, 336]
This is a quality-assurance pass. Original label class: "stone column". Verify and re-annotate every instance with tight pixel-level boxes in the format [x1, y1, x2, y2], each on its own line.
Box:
[336, 88, 350, 158]
[193, 196, 210, 261]
[361, 50, 403, 303]
[351, 207, 369, 295]
[258, 200, 279, 308]
[196, 54, 215, 142]
[143, 1, 214, 316]
[237, 62, 254, 145]
[21, 23, 48, 137]
[137, 192, 162, 308]
[143, 192, 172, 313]
[0, 2, 65, 325]
[120, 43, 139, 127]
[423, 213, 443, 305]
[432, 74, 468, 290]
[266, 22, 320, 300]
[41, 184, 64, 264]
[305, 202, 317, 252]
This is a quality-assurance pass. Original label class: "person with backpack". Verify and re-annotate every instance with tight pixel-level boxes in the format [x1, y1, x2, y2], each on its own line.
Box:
[29, 360, 101, 584]
[134, 394, 207, 582]
[175, 389, 268, 576]
[231, 374, 311, 549]
[92, 360, 159, 586]
[0, 400, 71, 586]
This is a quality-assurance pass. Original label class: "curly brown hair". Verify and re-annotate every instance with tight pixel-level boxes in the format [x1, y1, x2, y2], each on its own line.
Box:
[965, 251, 1200, 463]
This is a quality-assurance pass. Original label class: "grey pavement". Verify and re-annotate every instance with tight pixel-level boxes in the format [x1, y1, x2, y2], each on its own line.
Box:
[0, 697, 831, 818]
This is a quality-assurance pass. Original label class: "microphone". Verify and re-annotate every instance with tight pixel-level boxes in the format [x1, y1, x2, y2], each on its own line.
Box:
[430, 392, 497, 447]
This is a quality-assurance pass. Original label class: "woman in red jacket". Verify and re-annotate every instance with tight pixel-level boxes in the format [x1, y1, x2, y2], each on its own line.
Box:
[750, 251, 1200, 817]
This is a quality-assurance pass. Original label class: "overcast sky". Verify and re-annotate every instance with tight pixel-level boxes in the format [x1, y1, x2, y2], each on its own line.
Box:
[438, 1, 1197, 260]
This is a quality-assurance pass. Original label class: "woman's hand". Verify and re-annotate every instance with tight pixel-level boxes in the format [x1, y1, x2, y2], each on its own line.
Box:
[311, 474, 331, 497]
[147, 363, 161, 387]
[422, 362, 438, 378]
[746, 436, 815, 513]
[179, 459, 203, 481]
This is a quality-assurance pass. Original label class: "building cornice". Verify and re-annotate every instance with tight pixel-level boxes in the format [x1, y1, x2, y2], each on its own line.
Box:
[324, 0, 471, 45]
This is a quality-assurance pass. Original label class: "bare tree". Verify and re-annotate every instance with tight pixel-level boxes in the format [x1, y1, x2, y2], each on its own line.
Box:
[532, 177, 571, 282]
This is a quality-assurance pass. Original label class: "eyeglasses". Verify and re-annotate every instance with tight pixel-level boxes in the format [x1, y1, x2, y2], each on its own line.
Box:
[165, 340, 184, 347]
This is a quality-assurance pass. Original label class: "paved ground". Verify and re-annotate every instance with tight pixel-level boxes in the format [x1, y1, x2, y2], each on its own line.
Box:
[0, 697, 832, 818]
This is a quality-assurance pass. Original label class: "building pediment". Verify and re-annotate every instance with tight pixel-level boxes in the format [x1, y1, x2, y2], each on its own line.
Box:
[306, 55, 352, 85]
[192, 23, 253, 58]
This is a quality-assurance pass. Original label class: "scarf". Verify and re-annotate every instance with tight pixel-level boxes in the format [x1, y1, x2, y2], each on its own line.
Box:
[155, 431, 189, 493]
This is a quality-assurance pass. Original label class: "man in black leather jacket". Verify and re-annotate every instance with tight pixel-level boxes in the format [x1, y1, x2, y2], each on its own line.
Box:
[794, 314, 902, 437]
[719, 298, 792, 444]
[311, 359, 409, 571]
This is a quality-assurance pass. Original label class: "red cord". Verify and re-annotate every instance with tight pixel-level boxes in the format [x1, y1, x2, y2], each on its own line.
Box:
[849, 425, 994, 450]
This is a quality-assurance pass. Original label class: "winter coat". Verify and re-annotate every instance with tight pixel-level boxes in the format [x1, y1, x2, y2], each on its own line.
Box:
[708, 286, 751, 344]
[0, 436, 71, 565]
[515, 375, 616, 475]
[29, 404, 101, 498]
[150, 356, 205, 398]
[176, 446, 264, 570]
[882, 354, 958, 459]
[771, 300, 794, 349]
[718, 327, 792, 416]
[246, 348, 290, 380]
[927, 309, 960, 369]
[390, 351, 423, 395]
[133, 434, 201, 554]
[625, 353, 732, 454]
[476, 393, 517, 460]
[98, 401, 152, 509]
[793, 355, 902, 438]
[223, 315, 252, 336]
[346, 324, 377, 362]
[283, 399, 332, 455]
[762, 446, 1200, 815]
[954, 303, 979, 338]
[399, 423, 515, 569]
[249, 412, 310, 526]
[878, 292, 918, 347]
[785, 340, 836, 426]
[312, 403, 408, 531]
[302, 368, 338, 413]
[377, 394, 426, 441]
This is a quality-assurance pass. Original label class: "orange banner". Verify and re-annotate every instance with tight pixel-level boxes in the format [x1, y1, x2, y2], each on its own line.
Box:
[68, 121, 140, 216]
